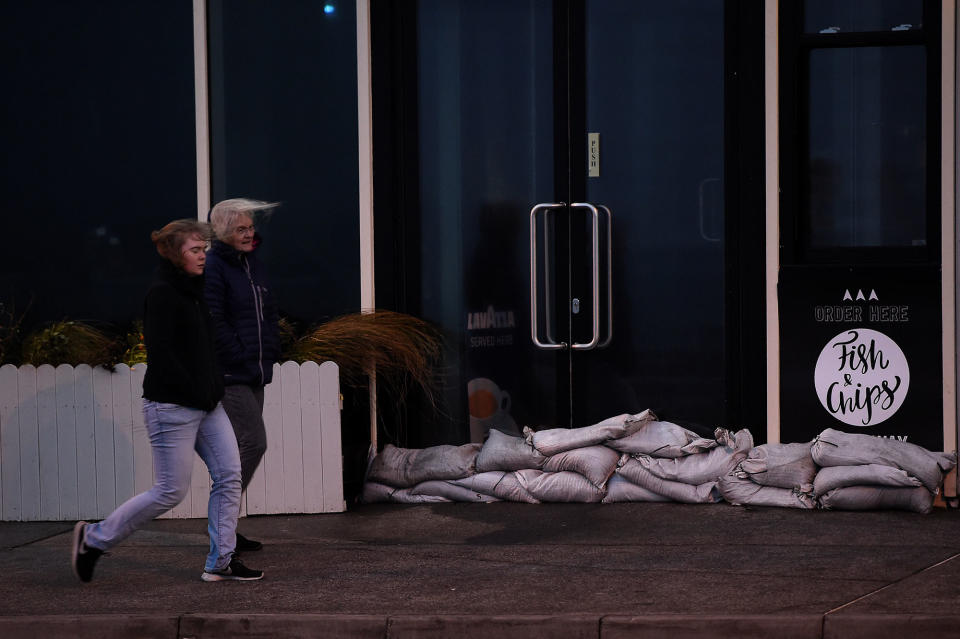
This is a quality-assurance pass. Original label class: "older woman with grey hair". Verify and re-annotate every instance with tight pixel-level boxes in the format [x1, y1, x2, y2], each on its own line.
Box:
[205, 198, 281, 553]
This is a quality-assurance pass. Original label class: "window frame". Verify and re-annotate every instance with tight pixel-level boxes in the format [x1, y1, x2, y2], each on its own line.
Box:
[779, 0, 941, 265]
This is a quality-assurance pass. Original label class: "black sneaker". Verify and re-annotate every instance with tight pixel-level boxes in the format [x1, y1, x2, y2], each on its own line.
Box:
[201, 556, 264, 582]
[71, 521, 103, 583]
[235, 532, 263, 553]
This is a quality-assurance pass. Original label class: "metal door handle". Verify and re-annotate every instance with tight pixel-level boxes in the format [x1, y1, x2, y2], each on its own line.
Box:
[530, 202, 567, 350]
[571, 202, 600, 350]
[542, 216, 558, 344]
[597, 204, 613, 349]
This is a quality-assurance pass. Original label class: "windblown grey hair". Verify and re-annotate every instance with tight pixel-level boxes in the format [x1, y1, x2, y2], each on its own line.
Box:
[209, 198, 280, 241]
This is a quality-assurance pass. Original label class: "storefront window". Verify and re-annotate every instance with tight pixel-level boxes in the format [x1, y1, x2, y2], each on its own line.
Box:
[208, 0, 360, 323]
[0, 2, 196, 326]
[806, 45, 927, 249]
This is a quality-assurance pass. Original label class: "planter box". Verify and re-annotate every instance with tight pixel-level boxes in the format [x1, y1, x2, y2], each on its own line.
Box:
[0, 360, 344, 521]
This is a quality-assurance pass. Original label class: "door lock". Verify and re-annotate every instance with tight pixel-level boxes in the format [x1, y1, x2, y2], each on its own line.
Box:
[572, 298, 580, 314]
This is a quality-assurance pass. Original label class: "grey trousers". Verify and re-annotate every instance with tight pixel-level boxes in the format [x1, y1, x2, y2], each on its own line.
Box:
[220, 384, 267, 491]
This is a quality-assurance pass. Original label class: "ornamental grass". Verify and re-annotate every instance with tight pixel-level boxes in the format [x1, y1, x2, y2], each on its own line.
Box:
[19, 320, 122, 369]
[282, 310, 444, 410]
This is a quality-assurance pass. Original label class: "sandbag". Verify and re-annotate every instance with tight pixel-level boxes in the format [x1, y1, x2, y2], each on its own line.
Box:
[514, 469, 606, 503]
[360, 481, 397, 503]
[605, 420, 718, 458]
[361, 482, 451, 504]
[819, 485, 934, 514]
[633, 428, 754, 486]
[602, 473, 672, 503]
[366, 442, 481, 488]
[387, 489, 452, 504]
[525, 410, 657, 456]
[718, 471, 816, 509]
[813, 464, 923, 496]
[409, 480, 500, 502]
[736, 442, 818, 489]
[616, 457, 721, 503]
[449, 471, 540, 503]
[811, 428, 956, 493]
[542, 445, 621, 488]
[476, 428, 547, 472]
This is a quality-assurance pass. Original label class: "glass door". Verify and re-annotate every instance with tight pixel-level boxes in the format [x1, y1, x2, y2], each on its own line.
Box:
[375, 0, 739, 446]
[569, 1, 727, 430]
[533, 1, 729, 431]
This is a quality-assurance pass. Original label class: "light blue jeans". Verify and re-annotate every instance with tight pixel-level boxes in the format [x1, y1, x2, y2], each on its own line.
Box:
[84, 400, 242, 572]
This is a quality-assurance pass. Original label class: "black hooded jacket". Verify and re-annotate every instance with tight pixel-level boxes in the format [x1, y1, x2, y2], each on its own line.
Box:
[203, 238, 280, 387]
[142, 260, 224, 411]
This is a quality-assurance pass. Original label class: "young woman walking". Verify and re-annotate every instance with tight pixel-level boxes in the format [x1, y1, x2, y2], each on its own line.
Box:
[70, 219, 263, 583]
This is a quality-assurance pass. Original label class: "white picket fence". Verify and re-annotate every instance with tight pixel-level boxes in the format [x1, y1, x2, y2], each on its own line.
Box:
[0, 360, 345, 521]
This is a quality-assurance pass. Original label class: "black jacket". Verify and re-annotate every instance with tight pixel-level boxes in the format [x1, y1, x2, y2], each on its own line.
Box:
[142, 260, 224, 411]
[204, 238, 280, 386]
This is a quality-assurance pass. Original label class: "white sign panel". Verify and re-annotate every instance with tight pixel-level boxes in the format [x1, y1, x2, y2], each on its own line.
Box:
[813, 328, 909, 427]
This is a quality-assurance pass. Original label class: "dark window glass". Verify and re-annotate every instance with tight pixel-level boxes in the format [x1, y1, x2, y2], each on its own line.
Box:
[0, 2, 196, 325]
[208, 0, 360, 323]
[804, 0, 922, 34]
[806, 46, 926, 248]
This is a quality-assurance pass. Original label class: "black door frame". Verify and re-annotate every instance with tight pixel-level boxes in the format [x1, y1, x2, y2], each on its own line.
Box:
[775, 1, 944, 449]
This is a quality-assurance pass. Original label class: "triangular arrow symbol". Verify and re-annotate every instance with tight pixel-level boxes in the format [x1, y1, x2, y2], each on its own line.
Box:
[843, 290, 853, 301]
[856, 290, 866, 301]
[869, 289, 878, 301]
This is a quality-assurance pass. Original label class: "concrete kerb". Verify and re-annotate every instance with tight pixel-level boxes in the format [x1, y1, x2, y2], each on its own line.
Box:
[0, 615, 602, 639]
[0, 615, 180, 639]
[822, 614, 960, 639]
[600, 615, 825, 639]
[179, 614, 387, 639]
[183, 614, 600, 639]
[385, 614, 600, 639]
[7, 613, 947, 639]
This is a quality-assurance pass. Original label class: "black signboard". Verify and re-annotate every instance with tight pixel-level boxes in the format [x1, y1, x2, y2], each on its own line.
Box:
[779, 265, 943, 451]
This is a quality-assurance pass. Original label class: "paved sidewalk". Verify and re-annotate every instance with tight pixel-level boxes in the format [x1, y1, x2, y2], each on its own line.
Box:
[0, 503, 958, 638]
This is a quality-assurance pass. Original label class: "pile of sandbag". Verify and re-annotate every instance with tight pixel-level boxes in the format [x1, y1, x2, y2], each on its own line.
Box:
[603, 425, 752, 504]
[362, 411, 652, 503]
[717, 428, 958, 513]
[363, 411, 753, 504]
[809, 428, 957, 514]
[361, 416, 956, 513]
